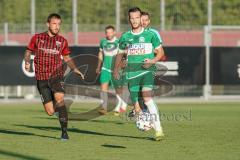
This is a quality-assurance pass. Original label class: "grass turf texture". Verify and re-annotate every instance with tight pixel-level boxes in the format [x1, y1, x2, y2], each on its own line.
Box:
[0, 102, 239, 160]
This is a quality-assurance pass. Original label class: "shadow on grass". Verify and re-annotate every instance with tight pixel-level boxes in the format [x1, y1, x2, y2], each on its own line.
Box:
[89, 119, 125, 125]
[0, 149, 47, 160]
[0, 129, 58, 140]
[15, 124, 150, 140]
[101, 144, 126, 149]
[34, 117, 125, 125]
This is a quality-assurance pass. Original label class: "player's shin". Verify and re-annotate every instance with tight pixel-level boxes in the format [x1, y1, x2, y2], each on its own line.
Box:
[55, 103, 68, 133]
[114, 94, 122, 112]
[145, 99, 162, 132]
[120, 93, 128, 111]
[100, 91, 108, 110]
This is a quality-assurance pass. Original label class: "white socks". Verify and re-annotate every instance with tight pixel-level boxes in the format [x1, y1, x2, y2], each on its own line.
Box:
[114, 94, 127, 112]
[145, 99, 162, 132]
[100, 91, 108, 110]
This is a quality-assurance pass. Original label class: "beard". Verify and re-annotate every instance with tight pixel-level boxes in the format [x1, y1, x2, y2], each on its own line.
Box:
[131, 23, 141, 29]
[106, 35, 114, 40]
[49, 27, 59, 36]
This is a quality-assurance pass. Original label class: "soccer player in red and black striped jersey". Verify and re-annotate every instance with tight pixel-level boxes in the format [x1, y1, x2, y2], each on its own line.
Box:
[24, 13, 84, 140]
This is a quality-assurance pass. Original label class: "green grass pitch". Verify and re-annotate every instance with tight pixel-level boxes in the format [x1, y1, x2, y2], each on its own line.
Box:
[0, 102, 239, 160]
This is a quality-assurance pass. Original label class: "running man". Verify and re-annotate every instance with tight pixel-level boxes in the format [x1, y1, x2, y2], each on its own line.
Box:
[113, 7, 165, 141]
[24, 13, 84, 140]
[141, 11, 166, 61]
[96, 25, 127, 115]
[136, 11, 167, 111]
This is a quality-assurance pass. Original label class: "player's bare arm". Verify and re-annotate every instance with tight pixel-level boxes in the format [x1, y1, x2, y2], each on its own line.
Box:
[63, 55, 85, 79]
[113, 52, 124, 80]
[96, 51, 103, 74]
[24, 49, 32, 72]
[143, 46, 165, 69]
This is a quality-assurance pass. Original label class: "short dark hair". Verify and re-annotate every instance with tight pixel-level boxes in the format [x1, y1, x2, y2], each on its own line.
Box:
[141, 11, 150, 18]
[128, 7, 142, 16]
[105, 25, 115, 31]
[47, 13, 61, 23]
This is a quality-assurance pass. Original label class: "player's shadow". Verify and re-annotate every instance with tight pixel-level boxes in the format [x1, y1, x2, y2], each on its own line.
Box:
[0, 129, 58, 140]
[15, 124, 150, 140]
[35, 117, 125, 125]
[101, 144, 126, 149]
[89, 119, 125, 125]
[0, 148, 47, 160]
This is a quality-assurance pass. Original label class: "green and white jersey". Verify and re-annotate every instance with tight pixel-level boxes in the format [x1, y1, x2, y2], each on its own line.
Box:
[99, 37, 119, 72]
[118, 28, 162, 80]
[145, 27, 163, 44]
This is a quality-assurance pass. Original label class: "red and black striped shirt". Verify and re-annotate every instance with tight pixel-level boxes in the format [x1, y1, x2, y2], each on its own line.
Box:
[27, 32, 70, 80]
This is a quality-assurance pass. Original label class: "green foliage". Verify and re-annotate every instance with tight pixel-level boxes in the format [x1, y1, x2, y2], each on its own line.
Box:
[77, 0, 115, 24]
[0, 0, 30, 23]
[213, 0, 240, 25]
[0, 0, 239, 29]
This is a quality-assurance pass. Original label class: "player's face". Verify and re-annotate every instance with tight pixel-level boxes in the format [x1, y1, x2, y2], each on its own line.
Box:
[129, 11, 141, 29]
[47, 18, 61, 36]
[141, 15, 150, 28]
[105, 28, 115, 40]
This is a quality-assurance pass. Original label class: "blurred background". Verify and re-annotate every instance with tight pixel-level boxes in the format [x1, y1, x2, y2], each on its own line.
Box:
[0, 0, 240, 101]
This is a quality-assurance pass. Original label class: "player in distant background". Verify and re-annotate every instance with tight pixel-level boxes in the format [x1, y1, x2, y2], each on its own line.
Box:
[141, 12, 161, 37]
[24, 13, 84, 140]
[135, 11, 167, 112]
[141, 11, 166, 61]
[96, 25, 127, 115]
[113, 7, 165, 141]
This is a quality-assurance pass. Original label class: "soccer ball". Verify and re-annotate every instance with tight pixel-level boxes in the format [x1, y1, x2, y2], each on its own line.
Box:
[136, 111, 154, 131]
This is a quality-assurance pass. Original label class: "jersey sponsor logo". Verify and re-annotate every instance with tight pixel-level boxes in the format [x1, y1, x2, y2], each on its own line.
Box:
[127, 43, 145, 55]
[103, 43, 118, 56]
[103, 43, 118, 52]
[39, 47, 60, 55]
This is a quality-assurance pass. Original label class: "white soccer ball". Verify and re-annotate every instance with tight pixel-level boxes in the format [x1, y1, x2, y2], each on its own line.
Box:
[136, 111, 154, 131]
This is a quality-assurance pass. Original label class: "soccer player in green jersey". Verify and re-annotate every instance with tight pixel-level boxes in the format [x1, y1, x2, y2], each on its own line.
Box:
[113, 7, 165, 141]
[141, 11, 161, 41]
[141, 11, 167, 61]
[96, 25, 127, 115]
[141, 11, 164, 44]
[137, 11, 167, 111]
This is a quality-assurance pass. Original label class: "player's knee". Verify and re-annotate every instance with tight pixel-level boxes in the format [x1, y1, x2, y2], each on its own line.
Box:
[54, 96, 64, 105]
[55, 99, 65, 107]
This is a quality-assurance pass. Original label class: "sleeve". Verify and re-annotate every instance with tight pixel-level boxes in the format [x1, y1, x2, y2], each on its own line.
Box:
[151, 31, 162, 49]
[98, 39, 103, 52]
[62, 40, 71, 55]
[27, 35, 37, 51]
[118, 35, 126, 54]
[151, 29, 163, 44]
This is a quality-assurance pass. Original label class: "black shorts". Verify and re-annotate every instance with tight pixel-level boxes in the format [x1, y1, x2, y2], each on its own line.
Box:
[37, 78, 64, 105]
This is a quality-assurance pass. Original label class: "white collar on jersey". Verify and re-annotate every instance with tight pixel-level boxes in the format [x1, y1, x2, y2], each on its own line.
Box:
[131, 27, 144, 35]
[107, 36, 116, 42]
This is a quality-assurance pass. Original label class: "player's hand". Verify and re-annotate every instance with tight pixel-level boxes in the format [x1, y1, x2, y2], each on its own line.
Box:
[25, 62, 31, 72]
[113, 70, 120, 80]
[96, 67, 101, 75]
[73, 68, 85, 80]
[142, 59, 154, 69]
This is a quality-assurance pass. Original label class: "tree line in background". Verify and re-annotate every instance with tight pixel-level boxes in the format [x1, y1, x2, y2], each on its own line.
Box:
[0, 0, 239, 30]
